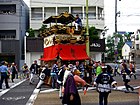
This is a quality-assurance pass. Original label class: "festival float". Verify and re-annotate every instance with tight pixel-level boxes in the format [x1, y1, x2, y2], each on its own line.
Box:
[37, 12, 90, 87]
[39, 12, 89, 64]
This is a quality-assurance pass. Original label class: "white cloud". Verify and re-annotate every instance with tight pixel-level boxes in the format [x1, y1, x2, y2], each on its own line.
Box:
[104, 0, 140, 35]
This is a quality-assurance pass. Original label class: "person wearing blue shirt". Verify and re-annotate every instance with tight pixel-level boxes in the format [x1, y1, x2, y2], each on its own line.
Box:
[75, 14, 82, 30]
[0, 61, 10, 89]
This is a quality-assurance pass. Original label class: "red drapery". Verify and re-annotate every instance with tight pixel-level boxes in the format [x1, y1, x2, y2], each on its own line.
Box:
[40, 44, 89, 61]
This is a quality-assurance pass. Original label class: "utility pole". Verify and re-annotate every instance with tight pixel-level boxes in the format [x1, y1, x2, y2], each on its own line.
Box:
[115, 0, 117, 33]
[114, 0, 121, 62]
[86, 0, 89, 56]
[115, 0, 121, 33]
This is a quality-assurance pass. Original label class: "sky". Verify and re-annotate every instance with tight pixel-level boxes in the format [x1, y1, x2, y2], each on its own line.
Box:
[104, 0, 140, 35]
[23, 0, 140, 36]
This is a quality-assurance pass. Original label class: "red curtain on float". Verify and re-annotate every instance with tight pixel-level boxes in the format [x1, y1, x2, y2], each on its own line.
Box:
[40, 44, 89, 61]
[40, 45, 59, 61]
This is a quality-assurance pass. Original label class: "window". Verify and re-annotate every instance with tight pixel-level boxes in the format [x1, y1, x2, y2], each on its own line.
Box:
[0, 4, 16, 15]
[0, 30, 16, 39]
[98, 7, 104, 20]
[31, 8, 42, 20]
[71, 7, 82, 19]
[44, 7, 55, 19]
[58, 7, 69, 15]
[84, 6, 96, 19]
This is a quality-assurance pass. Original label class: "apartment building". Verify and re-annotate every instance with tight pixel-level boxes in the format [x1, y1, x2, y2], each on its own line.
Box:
[30, 0, 105, 62]
[30, 0, 104, 33]
[0, 0, 29, 68]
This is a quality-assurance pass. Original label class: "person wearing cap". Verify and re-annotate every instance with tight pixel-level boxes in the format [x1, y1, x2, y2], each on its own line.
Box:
[0, 61, 10, 89]
[73, 69, 87, 87]
[95, 65, 117, 105]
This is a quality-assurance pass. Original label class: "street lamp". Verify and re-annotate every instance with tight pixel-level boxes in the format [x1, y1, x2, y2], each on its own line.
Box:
[24, 32, 29, 63]
[102, 26, 109, 38]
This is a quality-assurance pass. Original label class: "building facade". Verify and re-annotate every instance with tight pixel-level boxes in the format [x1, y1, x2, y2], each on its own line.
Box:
[131, 29, 140, 63]
[30, 0, 104, 31]
[0, 0, 29, 68]
[29, 0, 105, 62]
[122, 41, 132, 62]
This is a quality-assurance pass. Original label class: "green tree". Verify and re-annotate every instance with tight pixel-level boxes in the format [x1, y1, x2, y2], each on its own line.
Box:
[106, 35, 114, 61]
[89, 26, 99, 40]
[27, 28, 35, 37]
[106, 33, 129, 62]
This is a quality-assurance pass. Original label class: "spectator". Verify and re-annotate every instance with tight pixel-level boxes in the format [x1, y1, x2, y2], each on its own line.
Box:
[51, 62, 59, 88]
[114, 61, 120, 76]
[10, 62, 18, 82]
[87, 60, 94, 84]
[29, 60, 39, 84]
[0, 61, 10, 89]
[121, 63, 134, 91]
[21, 63, 29, 79]
[96, 62, 102, 77]
[129, 61, 137, 79]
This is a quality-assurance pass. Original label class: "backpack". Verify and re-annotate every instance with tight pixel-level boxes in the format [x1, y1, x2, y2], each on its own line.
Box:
[100, 73, 110, 84]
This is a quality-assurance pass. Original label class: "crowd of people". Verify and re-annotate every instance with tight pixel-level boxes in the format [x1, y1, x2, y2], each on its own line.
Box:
[0, 59, 137, 105]
[33, 59, 137, 105]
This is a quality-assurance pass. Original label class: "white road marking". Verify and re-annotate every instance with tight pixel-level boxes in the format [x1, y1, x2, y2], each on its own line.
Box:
[40, 88, 58, 93]
[38, 86, 140, 93]
[25, 85, 140, 105]
[0, 79, 26, 97]
[26, 88, 40, 105]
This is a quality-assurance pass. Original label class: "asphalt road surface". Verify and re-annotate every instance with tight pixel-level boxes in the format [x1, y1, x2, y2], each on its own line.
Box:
[0, 63, 140, 105]
[0, 77, 39, 105]
[33, 64, 140, 105]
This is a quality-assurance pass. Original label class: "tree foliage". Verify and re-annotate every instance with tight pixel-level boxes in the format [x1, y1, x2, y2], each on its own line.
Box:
[27, 28, 35, 37]
[106, 32, 132, 61]
[89, 26, 99, 40]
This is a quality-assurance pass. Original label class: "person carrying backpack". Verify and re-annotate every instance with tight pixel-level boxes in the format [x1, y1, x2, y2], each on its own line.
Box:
[95, 65, 117, 105]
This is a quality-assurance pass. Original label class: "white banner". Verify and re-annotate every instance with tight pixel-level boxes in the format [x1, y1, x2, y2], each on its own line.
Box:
[44, 35, 55, 48]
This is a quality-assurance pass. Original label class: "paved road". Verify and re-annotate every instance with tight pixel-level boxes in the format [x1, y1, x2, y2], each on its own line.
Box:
[0, 63, 140, 105]
[0, 76, 39, 105]
[33, 64, 140, 105]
